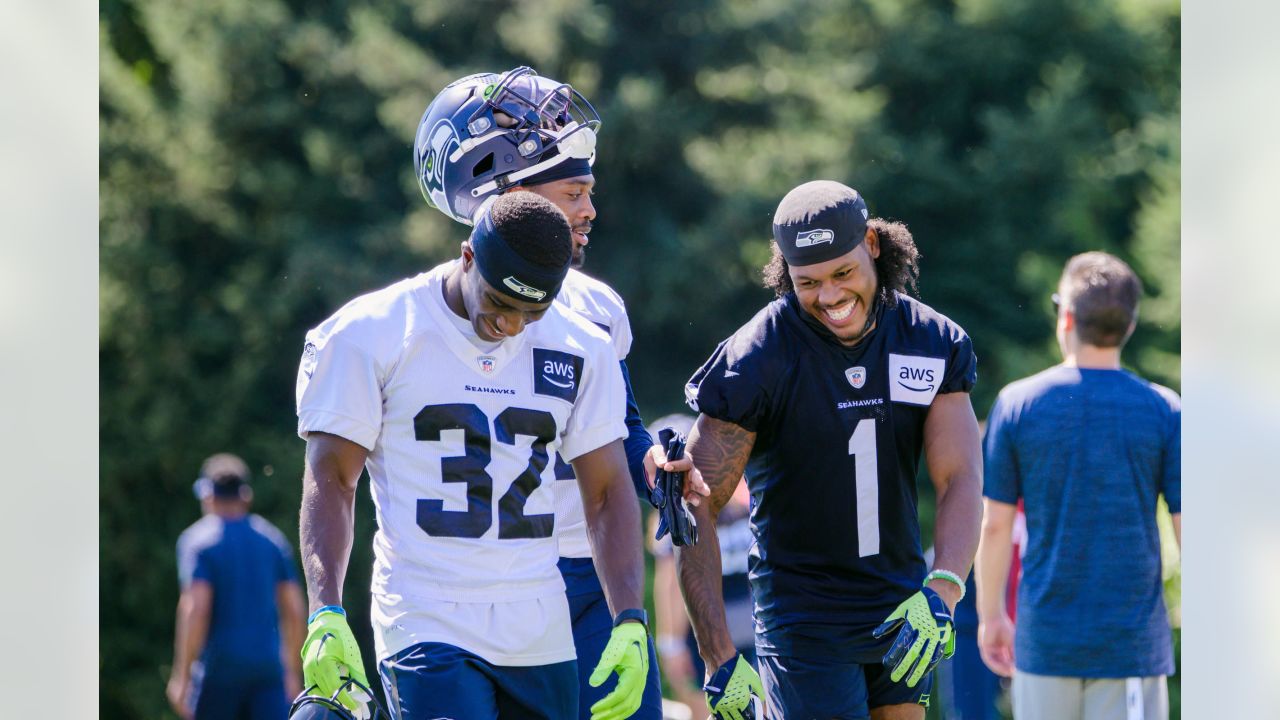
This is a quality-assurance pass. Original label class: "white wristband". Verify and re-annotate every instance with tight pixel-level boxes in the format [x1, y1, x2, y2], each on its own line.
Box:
[924, 569, 967, 601]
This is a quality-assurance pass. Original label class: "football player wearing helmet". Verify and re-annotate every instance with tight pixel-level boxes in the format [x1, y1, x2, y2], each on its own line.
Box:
[297, 191, 656, 720]
[415, 66, 707, 720]
[676, 181, 982, 720]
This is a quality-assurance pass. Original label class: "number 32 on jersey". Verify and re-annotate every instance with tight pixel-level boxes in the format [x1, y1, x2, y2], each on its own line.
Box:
[414, 402, 556, 540]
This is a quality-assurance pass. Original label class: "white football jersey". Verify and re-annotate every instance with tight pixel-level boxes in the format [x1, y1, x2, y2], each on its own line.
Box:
[552, 269, 634, 558]
[296, 261, 626, 664]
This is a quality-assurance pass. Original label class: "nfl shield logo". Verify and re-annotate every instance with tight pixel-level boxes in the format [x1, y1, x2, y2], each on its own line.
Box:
[845, 366, 867, 389]
[478, 355, 496, 375]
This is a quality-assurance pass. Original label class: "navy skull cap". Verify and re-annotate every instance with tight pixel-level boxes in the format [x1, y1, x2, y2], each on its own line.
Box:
[772, 180, 870, 267]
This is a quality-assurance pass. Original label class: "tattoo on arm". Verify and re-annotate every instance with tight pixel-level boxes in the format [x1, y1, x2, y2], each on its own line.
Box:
[674, 414, 756, 672]
[687, 414, 755, 517]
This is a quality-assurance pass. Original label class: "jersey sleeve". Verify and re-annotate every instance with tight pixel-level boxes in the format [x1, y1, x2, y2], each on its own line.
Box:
[176, 535, 197, 589]
[686, 337, 775, 433]
[559, 339, 628, 462]
[612, 300, 634, 361]
[982, 392, 1021, 504]
[940, 328, 977, 395]
[1159, 388, 1181, 513]
[296, 329, 384, 451]
[190, 545, 215, 585]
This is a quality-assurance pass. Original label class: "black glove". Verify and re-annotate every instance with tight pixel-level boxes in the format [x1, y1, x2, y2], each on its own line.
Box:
[650, 427, 698, 547]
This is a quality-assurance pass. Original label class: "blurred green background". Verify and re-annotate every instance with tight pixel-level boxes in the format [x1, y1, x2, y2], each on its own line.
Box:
[100, 0, 1180, 717]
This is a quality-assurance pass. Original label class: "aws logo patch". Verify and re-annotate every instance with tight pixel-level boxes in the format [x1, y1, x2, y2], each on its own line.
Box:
[533, 348, 584, 403]
[888, 353, 945, 406]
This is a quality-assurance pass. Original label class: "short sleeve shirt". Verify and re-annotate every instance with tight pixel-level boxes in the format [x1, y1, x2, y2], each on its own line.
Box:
[984, 366, 1180, 677]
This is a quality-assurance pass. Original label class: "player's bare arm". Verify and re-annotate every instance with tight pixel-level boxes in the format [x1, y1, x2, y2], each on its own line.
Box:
[922, 391, 983, 612]
[167, 581, 213, 719]
[277, 580, 306, 697]
[974, 497, 1018, 677]
[675, 413, 755, 675]
[572, 438, 646, 614]
[300, 431, 369, 612]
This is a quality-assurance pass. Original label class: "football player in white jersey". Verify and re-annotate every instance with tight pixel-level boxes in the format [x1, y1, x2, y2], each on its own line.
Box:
[295, 192, 652, 720]
[414, 66, 708, 720]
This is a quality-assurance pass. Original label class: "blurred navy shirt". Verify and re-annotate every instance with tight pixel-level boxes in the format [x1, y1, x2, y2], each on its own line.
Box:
[177, 514, 298, 677]
[984, 366, 1180, 677]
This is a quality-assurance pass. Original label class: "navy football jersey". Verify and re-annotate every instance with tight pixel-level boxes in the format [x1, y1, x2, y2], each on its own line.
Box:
[687, 291, 976, 662]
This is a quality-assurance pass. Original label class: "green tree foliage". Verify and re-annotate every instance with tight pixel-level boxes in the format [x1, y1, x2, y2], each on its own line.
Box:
[101, 1, 1179, 717]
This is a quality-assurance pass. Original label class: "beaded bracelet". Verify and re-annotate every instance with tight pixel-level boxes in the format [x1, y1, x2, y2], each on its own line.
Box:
[923, 569, 966, 601]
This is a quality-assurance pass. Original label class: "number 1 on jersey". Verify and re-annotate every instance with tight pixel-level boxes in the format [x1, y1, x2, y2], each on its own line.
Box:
[848, 418, 879, 557]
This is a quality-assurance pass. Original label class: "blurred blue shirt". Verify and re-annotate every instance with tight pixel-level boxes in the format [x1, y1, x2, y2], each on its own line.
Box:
[177, 514, 298, 678]
[984, 365, 1180, 678]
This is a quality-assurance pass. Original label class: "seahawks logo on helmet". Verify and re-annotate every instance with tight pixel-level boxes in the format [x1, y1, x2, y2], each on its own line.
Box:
[416, 119, 460, 212]
[414, 66, 601, 227]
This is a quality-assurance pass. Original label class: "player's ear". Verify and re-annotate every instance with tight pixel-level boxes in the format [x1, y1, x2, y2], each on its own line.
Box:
[460, 241, 474, 268]
[864, 227, 881, 259]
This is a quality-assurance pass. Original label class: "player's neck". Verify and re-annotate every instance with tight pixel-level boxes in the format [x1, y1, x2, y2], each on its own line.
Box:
[211, 504, 249, 520]
[1061, 344, 1123, 370]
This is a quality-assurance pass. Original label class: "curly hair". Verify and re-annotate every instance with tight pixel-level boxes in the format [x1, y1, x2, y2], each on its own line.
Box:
[763, 218, 921, 302]
[489, 192, 573, 270]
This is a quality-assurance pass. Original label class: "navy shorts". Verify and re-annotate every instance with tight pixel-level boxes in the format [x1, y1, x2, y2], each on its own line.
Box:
[379, 642, 577, 720]
[190, 663, 288, 720]
[559, 556, 663, 719]
[758, 652, 933, 720]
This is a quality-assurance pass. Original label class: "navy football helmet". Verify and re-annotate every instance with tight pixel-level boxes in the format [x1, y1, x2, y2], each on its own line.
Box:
[414, 66, 601, 225]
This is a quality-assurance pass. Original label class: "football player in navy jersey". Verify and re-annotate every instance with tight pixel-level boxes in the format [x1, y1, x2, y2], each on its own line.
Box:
[677, 180, 983, 720]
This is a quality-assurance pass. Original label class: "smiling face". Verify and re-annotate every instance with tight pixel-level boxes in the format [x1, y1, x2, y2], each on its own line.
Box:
[787, 228, 880, 345]
[513, 174, 595, 268]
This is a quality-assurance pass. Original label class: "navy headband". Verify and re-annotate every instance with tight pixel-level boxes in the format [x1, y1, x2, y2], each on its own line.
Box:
[772, 180, 870, 267]
[523, 156, 592, 187]
[469, 209, 568, 304]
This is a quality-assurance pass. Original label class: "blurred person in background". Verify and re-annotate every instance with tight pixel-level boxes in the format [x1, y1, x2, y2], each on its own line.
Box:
[168, 453, 305, 720]
[646, 414, 755, 715]
[975, 251, 1181, 719]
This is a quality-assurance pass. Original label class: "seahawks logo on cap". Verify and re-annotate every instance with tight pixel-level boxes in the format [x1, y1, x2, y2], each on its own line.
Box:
[795, 228, 835, 247]
[503, 276, 547, 301]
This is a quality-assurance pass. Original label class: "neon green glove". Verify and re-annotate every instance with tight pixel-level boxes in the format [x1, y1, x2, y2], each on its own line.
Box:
[301, 607, 373, 720]
[872, 587, 956, 687]
[704, 655, 764, 720]
[587, 620, 650, 720]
